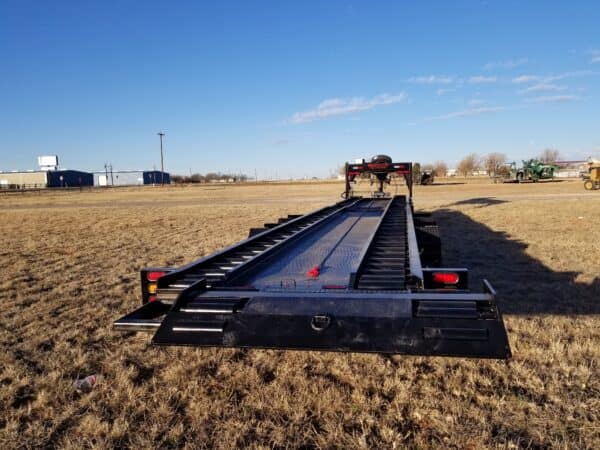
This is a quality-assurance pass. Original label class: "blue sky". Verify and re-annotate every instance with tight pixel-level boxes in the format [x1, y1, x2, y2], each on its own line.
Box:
[1, 1, 599, 178]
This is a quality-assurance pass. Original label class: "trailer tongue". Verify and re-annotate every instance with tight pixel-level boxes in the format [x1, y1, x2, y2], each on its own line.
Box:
[114, 156, 511, 359]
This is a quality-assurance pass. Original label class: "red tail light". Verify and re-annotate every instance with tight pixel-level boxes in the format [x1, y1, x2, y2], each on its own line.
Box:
[148, 295, 158, 303]
[432, 272, 459, 284]
[307, 266, 320, 278]
[147, 271, 166, 282]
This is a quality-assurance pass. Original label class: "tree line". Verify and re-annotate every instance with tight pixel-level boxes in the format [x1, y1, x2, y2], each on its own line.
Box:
[415, 148, 561, 178]
[171, 172, 249, 183]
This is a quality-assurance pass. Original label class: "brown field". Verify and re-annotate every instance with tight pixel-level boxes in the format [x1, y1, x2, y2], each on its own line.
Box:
[1, 180, 599, 449]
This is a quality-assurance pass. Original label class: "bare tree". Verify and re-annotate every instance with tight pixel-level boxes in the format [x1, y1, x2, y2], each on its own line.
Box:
[189, 173, 205, 183]
[457, 153, 480, 177]
[432, 160, 448, 177]
[539, 148, 561, 163]
[484, 152, 507, 177]
[412, 162, 422, 181]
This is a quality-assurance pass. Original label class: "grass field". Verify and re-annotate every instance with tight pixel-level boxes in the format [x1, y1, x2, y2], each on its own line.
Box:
[1, 180, 599, 449]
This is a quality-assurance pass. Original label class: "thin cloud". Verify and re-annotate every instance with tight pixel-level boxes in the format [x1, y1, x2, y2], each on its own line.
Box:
[436, 87, 457, 96]
[468, 99, 486, 106]
[518, 83, 567, 94]
[425, 106, 505, 121]
[588, 49, 600, 64]
[483, 58, 528, 70]
[468, 76, 497, 83]
[545, 70, 593, 81]
[514, 70, 593, 84]
[512, 75, 539, 83]
[269, 138, 289, 147]
[408, 75, 454, 84]
[290, 93, 406, 123]
[525, 95, 579, 104]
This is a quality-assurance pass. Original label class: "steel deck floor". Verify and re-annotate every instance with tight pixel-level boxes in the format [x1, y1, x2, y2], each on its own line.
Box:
[241, 199, 388, 291]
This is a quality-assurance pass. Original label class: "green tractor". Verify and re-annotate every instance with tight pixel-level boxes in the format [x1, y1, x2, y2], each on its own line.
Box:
[502, 159, 559, 183]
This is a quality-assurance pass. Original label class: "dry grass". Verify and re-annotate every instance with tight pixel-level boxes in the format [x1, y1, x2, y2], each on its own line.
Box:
[0, 181, 598, 449]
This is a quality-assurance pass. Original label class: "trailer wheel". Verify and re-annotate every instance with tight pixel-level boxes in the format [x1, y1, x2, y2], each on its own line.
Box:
[416, 224, 441, 267]
[414, 212, 436, 226]
[584, 180, 594, 190]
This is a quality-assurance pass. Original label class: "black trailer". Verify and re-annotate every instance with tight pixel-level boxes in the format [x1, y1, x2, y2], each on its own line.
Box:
[115, 156, 511, 359]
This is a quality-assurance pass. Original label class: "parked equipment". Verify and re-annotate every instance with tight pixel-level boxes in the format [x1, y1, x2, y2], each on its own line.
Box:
[420, 171, 434, 185]
[583, 159, 600, 190]
[114, 155, 511, 359]
[502, 159, 558, 183]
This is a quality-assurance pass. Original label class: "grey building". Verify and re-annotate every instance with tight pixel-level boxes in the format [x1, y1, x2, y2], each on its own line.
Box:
[93, 170, 170, 186]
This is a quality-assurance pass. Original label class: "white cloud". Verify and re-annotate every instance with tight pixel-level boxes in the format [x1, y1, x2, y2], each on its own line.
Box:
[468, 76, 497, 84]
[525, 95, 579, 104]
[483, 58, 528, 70]
[512, 75, 539, 84]
[588, 49, 600, 64]
[290, 93, 406, 123]
[269, 138, 289, 147]
[468, 99, 486, 106]
[545, 70, 593, 81]
[513, 70, 594, 85]
[519, 83, 568, 94]
[408, 75, 454, 84]
[425, 106, 505, 121]
[436, 87, 457, 96]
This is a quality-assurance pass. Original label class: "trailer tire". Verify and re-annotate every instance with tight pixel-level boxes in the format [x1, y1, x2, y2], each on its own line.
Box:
[416, 224, 442, 267]
[414, 212, 436, 226]
[584, 180, 593, 190]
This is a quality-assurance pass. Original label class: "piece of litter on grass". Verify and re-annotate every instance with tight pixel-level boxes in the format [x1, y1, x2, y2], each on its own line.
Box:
[73, 374, 98, 393]
[577, 216, 584, 219]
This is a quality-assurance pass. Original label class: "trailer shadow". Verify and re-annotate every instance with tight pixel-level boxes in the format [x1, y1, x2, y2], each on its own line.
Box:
[433, 209, 600, 315]
[449, 197, 508, 207]
[426, 181, 466, 186]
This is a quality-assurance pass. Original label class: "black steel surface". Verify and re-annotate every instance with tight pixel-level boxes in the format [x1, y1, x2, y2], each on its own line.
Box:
[114, 192, 513, 359]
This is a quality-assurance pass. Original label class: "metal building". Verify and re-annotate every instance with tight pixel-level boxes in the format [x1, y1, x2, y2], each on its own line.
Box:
[93, 170, 170, 186]
[0, 171, 47, 189]
[46, 170, 94, 188]
[143, 171, 170, 185]
[0, 170, 93, 189]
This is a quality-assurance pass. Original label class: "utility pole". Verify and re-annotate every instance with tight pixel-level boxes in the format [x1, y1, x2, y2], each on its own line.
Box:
[104, 163, 109, 187]
[109, 163, 114, 186]
[157, 131, 165, 186]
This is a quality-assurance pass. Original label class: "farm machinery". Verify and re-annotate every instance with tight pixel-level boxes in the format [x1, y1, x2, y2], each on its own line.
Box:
[583, 159, 600, 190]
[501, 159, 559, 183]
[114, 155, 511, 359]
[420, 171, 435, 185]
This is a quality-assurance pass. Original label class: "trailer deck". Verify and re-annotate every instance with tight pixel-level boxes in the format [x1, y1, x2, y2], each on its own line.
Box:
[243, 198, 392, 291]
[114, 157, 511, 359]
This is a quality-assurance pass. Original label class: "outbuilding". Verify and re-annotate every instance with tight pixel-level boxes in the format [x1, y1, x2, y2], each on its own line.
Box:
[93, 170, 170, 186]
[46, 170, 94, 188]
[0, 170, 93, 189]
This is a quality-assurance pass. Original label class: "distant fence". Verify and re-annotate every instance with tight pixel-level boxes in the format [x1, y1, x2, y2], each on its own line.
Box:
[0, 183, 45, 190]
[0, 184, 96, 196]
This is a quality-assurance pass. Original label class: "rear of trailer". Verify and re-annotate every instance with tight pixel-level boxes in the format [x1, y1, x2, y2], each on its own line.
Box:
[114, 156, 511, 359]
